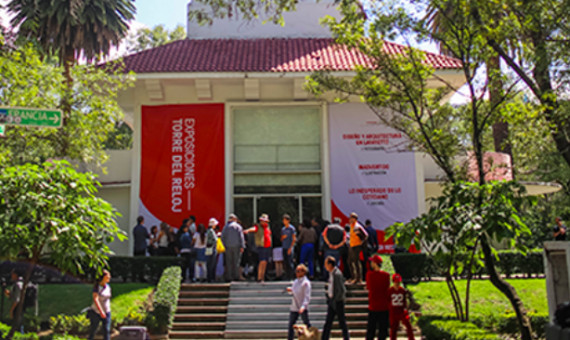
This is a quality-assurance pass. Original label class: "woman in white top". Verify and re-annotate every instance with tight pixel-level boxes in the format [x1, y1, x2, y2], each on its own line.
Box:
[192, 223, 208, 281]
[157, 222, 170, 255]
[286, 264, 312, 340]
[89, 270, 112, 340]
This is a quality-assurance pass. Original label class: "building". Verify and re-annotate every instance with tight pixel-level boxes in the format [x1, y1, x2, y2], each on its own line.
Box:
[97, 0, 468, 256]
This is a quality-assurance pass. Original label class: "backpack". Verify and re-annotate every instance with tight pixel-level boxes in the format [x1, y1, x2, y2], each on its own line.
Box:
[555, 301, 570, 327]
[24, 282, 38, 309]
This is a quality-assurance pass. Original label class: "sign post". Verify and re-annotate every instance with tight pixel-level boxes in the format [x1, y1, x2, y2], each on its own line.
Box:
[0, 107, 62, 128]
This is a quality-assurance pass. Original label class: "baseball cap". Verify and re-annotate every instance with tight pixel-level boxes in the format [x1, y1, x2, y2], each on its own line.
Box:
[259, 213, 270, 222]
[209, 218, 219, 227]
[349, 212, 358, 219]
[392, 273, 402, 283]
[369, 255, 383, 265]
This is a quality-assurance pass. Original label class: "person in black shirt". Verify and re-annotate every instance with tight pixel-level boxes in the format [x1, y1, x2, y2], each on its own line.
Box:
[554, 217, 567, 241]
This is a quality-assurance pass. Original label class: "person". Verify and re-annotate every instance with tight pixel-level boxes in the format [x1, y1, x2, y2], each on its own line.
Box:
[297, 221, 318, 279]
[322, 256, 350, 340]
[5, 270, 23, 328]
[188, 215, 197, 235]
[282, 214, 297, 280]
[221, 213, 245, 282]
[363, 219, 379, 279]
[366, 255, 390, 340]
[388, 273, 414, 340]
[157, 222, 170, 256]
[245, 214, 272, 282]
[287, 264, 312, 340]
[148, 225, 159, 256]
[179, 223, 194, 282]
[272, 217, 285, 280]
[554, 217, 567, 241]
[193, 223, 208, 282]
[133, 216, 149, 256]
[322, 218, 347, 277]
[206, 218, 219, 282]
[88, 270, 112, 340]
[347, 212, 368, 284]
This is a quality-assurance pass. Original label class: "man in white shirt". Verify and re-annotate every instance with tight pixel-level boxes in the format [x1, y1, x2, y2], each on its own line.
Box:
[287, 264, 312, 340]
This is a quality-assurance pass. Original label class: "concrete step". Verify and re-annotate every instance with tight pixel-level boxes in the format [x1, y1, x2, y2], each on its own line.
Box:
[174, 314, 226, 322]
[180, 283, 230, 291]
[225, 320, 368, 330]
[226, 304, 368, 313]
[178, 298, 230, 306]
[224, 329, 368, 339]
[225, 312, 368, 321]
[176, 305, 228, 313]
[180, 290, 230, 298]
[171, 322, 226, 331]
[169, 330, 224, 339]
[226, 296, 328, 305]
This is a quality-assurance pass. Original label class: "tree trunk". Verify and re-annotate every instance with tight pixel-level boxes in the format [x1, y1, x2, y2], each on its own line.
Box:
[480, 236, 534, 340]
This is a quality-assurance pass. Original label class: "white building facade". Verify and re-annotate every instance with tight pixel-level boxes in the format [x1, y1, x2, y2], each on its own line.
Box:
[98, 0, 466, 256]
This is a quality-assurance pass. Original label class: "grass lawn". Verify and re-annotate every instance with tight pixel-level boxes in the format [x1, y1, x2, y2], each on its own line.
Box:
[36, 283, 154, 322]
[408, 278, 547, 330]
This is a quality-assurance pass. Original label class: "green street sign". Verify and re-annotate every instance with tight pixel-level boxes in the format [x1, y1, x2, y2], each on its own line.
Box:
[0, 124, 4, 136]
[0, 107, 62, 128]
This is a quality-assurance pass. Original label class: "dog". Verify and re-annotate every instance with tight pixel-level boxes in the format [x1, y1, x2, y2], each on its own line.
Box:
[293, 324, 320, 340]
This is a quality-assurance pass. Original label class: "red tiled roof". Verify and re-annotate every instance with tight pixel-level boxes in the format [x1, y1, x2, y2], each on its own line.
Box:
[118, 38, 462, 73]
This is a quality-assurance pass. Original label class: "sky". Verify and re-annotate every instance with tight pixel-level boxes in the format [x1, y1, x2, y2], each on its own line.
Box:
[134, 0, 189, 30]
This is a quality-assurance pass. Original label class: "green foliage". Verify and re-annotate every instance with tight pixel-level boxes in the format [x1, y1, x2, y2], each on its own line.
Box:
[38, 283, 152, 322]
[0, 43, 134, 168]
[145, 266, 181, 334]
[108, 256, 184, 283]
[49, 314, 90, 335]
[418, 316, 501, 340]
[187, 0, 298, 25]
[127, 24, 187, 53]
[103, 122, 133, 150]
[0, 322, 39, 340]
[0, 161, 125, 277]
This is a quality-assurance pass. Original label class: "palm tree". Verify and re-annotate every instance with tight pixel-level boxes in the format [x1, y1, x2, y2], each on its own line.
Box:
[7, 0, 135, 109]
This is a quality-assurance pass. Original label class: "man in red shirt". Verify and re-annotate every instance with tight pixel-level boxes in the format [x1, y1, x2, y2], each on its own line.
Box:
[388, 273, 414, 340]
[245, 214, 272, 282]
[365, 255, 390, 340]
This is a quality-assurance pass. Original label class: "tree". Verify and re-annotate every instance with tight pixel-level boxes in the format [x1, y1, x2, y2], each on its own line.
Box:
[7, 0, 136, 126]
[0, 41, 134, 168]
[305, 0, 537, 338]
[0, 160, 126, 338]
[127, 24, 186, 53]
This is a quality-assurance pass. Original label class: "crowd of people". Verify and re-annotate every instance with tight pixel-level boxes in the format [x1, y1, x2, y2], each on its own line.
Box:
[132, 211, 381, 284]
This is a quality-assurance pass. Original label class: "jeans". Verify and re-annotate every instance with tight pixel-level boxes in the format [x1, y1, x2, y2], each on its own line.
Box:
[300, 243, 315, 277]
[207, 252, 217, 282]
[348, 245, 364, 281]
[322, 300, 349, 340]
[283, 248, 294, 280]
[88, 311, 111, 340]
[366, 310, 389, 340]
[288, 310, 311, 340]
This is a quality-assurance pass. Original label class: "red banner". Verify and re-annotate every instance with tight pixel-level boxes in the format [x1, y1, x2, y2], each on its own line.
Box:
[139, 104, 225, 229]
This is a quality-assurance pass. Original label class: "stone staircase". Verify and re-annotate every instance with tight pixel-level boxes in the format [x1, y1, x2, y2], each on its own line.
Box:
[169, 280, 419, 339]
[169, 283, 230, 339]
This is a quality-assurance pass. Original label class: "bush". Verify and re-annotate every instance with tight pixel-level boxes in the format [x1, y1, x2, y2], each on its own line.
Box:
[0, 321, 39, 340]
[145, 266, 181, 334]
[472, 312, 548, 339]
[390, 249, 544, 282]
[108, 256, 184, 283]
[49, 314, 90, 335]
[418, 316, 501, 340]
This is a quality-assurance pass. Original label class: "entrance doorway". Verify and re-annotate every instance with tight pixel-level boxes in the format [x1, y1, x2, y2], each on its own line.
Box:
[233, 194, 322, 227]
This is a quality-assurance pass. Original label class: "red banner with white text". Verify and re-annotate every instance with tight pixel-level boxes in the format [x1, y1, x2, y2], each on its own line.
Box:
[139, 104, 225, 229]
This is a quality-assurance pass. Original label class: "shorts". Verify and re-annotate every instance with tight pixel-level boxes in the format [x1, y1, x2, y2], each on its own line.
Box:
[258, 247, 272, 261]
[273, 247, 284, 261]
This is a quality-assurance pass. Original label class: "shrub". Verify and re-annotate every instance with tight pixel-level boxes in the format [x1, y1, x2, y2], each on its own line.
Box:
[0, 321, 39, 340]
[418, 316, 501, 340]
[145, 266, 181, 334]
[108, 256, 184, 283]
[49, 314, 90, 335]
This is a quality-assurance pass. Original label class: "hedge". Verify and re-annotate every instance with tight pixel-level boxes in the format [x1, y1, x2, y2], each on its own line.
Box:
[0, 322, 39, 340]
[418, 316, 501, 340]
[0, 256, 184, 284]
[390, 249, 544, 282]
[145, 266, 181, 334]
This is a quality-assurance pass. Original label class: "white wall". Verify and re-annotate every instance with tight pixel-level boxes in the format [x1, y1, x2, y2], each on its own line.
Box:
[186, 0, 341, 39]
